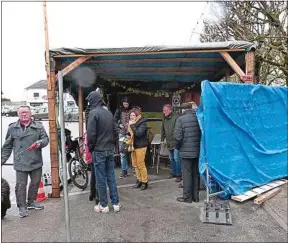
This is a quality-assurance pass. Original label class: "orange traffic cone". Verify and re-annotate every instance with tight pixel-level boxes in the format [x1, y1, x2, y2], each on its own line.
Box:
[36, 181, 47, 202]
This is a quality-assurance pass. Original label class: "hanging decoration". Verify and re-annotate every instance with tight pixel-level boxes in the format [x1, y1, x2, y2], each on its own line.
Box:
[106, 79, 196, 97]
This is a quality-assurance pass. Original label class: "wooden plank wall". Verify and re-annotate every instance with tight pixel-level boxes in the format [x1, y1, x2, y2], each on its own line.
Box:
[183, 90, 201, 106]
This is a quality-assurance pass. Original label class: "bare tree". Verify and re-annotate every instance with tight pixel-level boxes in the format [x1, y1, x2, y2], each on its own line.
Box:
[200, 1, 288, 86]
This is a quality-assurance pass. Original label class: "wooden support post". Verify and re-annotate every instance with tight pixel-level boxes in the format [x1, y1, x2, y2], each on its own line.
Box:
[220, 51, 246, 81]
[245, 51, 255, 83]
[48, 72, 60, 198]
[78, 86, 84, 140]
[43, 1, 60, 198]
[225, 69, 230, 81]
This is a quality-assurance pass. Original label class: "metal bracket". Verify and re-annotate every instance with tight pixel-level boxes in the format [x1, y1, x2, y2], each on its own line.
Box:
[200, 200, 232, 225]
[201, 163, 232, 225]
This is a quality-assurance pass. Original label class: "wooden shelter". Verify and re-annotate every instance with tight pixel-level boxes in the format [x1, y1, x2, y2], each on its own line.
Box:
[45, 41, 256, 197]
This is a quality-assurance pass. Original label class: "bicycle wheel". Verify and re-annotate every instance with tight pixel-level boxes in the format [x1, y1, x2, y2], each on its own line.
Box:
[68, 157, 89, 190]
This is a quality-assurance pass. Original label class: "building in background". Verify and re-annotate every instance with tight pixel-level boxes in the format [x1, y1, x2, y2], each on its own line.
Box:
[24, 80, 49, 107]
[24, 80, 76, 108]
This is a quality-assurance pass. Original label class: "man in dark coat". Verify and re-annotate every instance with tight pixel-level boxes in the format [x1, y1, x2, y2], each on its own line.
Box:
[174, 102, 201, 203]
[86, 91, 120, 213]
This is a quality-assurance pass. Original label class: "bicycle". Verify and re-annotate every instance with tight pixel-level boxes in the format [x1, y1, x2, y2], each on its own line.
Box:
[66, 135, 89, 190]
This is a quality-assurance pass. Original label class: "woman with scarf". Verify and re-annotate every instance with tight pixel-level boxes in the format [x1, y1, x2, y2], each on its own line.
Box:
[126, 107, 149, 190]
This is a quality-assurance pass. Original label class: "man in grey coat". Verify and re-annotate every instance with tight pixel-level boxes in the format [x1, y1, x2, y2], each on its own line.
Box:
[2, 106, 49, 217]
[174, 102, 201, 203]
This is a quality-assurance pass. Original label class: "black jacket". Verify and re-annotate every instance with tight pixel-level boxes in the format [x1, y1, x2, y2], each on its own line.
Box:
[130, 118, 148, 149]
[174, 109, 201, 158]
[86, 91, 117, 152]
[114, 106, 131, 134]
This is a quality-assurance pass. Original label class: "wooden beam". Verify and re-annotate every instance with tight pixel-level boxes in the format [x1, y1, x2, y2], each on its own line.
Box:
[254, 187, 282, 205]
[95, 71, 214, 76]
[245, 51, 255, 83]
[231, 179, 287, 202]
[55, 56, 91, 81]
[53, 48, 245, 58]
[220, 51, 245, 80]
[43, 1, 51, 89]
[92, 66, 217, 72]
[100, 76, 201, 83]
[101, 76, 167, 82]
[43, 1, 60, 198]
[47, 72, 60, 198]
[61, 57, 225, 66]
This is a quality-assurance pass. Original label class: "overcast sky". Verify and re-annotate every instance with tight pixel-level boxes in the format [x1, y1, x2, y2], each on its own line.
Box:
[2, 1, 209, 101]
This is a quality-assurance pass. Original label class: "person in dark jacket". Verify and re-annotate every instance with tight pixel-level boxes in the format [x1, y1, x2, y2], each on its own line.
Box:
[1, 177, 11, 219]
[85, 104, 99, 204]
[174, 102, 201, 203]
[126, 107, 149, 190]
[1, 106, 49, 217]
[86, 91, 120, 213]
[114, 96, 132, 178]
[161, 104, 181, 181]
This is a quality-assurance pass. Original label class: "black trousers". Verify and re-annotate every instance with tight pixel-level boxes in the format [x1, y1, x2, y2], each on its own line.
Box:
[90, 163, 99, 204]
[182, 158, 200, 201]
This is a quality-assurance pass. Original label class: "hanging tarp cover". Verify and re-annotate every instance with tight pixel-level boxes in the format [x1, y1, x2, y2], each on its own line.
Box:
[49, 41, 256, 57]
[197, 81, 288, 196]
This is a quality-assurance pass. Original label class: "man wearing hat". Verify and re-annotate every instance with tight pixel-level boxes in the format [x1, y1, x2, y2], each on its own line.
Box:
[174, 102, 201, 203]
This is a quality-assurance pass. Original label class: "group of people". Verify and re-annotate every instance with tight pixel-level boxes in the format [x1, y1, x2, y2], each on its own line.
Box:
[89, 94, 201, 207]
[161, 102, 201, 203]
[1, 89, 201, 218]
[85, 91, 151, 213]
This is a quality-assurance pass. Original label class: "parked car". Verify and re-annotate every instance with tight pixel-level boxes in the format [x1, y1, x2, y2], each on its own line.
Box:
[2, 107, 11, 116]
[32, 107, 48, 120]
[64, 107, 79, 122]
[2, 107, 18, 117]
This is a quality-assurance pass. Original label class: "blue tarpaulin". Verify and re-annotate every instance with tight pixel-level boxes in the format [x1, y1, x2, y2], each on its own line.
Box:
[197, 81, 288, 196]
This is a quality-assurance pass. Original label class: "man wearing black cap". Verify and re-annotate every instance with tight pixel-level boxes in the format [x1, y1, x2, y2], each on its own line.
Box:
[114, 97, 132, 178]
[174, 102, 201, 203]
[86, 91, 120, 213]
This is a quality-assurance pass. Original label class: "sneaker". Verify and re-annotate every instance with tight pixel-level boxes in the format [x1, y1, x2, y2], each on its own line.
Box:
[27, 202, 44, 210]
[19, 207, 28, 218]
[113, 204, 121, 213]
[119, 173, 127, 179]
[94, 204, 109, 213]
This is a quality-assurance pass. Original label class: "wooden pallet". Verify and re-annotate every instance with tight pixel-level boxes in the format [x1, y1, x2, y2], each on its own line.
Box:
[231, 179, 287, 202]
